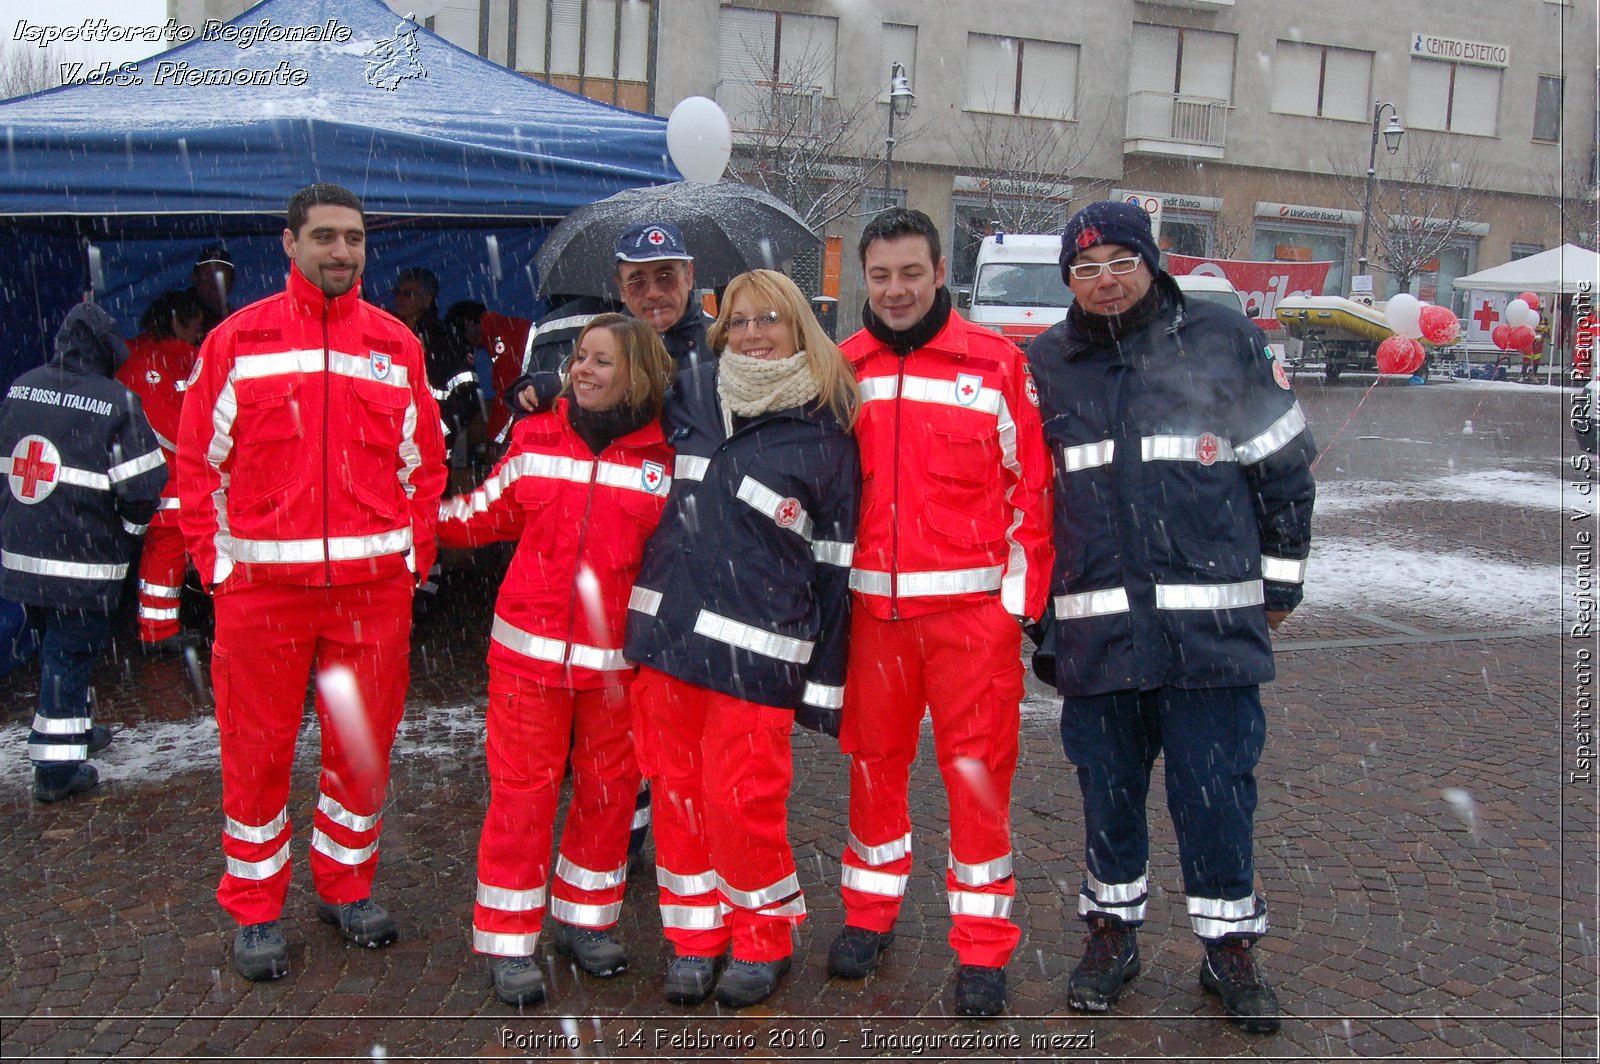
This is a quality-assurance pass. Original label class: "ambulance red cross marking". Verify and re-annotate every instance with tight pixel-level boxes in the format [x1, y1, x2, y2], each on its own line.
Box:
[1472, 300, 1498, 332]
[12, 439, 57, 498]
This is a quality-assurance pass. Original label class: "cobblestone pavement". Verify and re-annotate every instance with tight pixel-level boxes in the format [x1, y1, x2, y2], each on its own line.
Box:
[1, 375, 1594, 1062]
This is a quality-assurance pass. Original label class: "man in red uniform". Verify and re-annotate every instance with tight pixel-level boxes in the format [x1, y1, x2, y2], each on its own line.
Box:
[829, 208, 1052, 1016]
[176, 183, 447, 983]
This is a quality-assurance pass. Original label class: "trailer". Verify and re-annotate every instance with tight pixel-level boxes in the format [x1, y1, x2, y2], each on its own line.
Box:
[1275, 295, 1394, 382]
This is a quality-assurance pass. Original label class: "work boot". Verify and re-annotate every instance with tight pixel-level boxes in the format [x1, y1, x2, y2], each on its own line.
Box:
[827, 925, 894, 979]
[955, 964, 1007, 1016]
[232, 920, 288, 981]
[316, 897, 398, 948]
[714, 956, 791, 1008]
[33, 763, 99, 803]
[87, 724, 113, 754]
[548, 919, 628, 977]
[1067, 916, 1141, 1012]
[1200, 938, 1281, 1034]
[488, 955, 546, 1006]
[663, 954, 720, 1005]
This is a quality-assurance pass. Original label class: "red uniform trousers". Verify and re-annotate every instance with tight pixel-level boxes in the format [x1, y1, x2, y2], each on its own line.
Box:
[135, 511, 186, 643]
[632, 666, 805, 963]
[472, 669, 640, 957]
[211, 574, 412, 926]
[838, 599, 1023, 968]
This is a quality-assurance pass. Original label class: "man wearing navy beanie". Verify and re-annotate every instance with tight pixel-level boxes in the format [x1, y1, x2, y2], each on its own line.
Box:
[1025, 202, 1317, 1033]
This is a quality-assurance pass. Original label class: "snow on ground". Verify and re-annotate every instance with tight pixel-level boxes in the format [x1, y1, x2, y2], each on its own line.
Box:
[1306, 540, 1565, 625]
[1314, 469, 1567, 513]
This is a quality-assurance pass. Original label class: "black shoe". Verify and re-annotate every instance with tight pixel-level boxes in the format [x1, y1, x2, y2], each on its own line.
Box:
[549, 919, 628, 977]
[1067, 916, 1141, 1012]
[87, 725, 113, 754]
[33, 764, 99, 803]
[664, 954, 720, 1005]
[714, 956, 791, 1008]
[1200, 939, 1282, 1034]
[233, 921, 288, 981]
[488, 954, 546, 1006]
[316, 897, 398, 948]
[141, 631, 205, 655]
[955, 964, 1007, 1017]
[827, 925, 894, 979]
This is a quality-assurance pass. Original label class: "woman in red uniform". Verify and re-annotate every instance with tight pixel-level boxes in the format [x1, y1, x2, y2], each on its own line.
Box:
[437, 314, 674, 1007]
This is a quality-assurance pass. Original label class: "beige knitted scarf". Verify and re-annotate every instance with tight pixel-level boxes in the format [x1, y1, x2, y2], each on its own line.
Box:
[716, 349, 819, 418]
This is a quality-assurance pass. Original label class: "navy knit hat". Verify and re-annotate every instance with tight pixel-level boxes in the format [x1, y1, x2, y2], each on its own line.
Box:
[1059, 200, 1162, 283]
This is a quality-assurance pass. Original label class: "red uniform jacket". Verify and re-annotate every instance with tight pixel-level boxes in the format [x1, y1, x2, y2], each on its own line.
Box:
[117, 334, 197, 521]
[481, 310, 533, 438]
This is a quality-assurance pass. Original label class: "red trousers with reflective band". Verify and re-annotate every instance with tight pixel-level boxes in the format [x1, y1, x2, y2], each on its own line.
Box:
[472, 669, 639, 957]
[136, 516, 185, 643]
[211, 574, 412, 926]
[632, 666, 804, 963]
[838, 600, 1023, 968]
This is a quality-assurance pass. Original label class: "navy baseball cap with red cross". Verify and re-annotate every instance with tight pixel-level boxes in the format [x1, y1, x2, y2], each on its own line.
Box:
[615, 222, 693, 263]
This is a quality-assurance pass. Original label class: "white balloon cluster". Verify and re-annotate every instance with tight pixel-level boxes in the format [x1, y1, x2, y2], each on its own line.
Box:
[666, 97, 733, 184]
[1503, 297, 1541, 333]
[1384, 293, 1423, 340]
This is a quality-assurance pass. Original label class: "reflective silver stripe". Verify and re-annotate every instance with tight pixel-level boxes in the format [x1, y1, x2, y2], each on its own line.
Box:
[1155, 580, 1265, 611]
[1078, 892, 1147, 923]
[444, 370, 477, 392]
[736, 476, 813, 541]
[228, 527, 412, 564]
[225, 807, 290, 845]
[30, 713, 92, 735]
[55, 465, 111, 490]
[693, 609, 813, 664]
[899, 373, 1003, 415]
[556, 855, 627, 891]
[1140, 434, 1237, 464]
[848, 565, 1004, 599]
[801, 681, 844, 709]
[660, 903, 724, 930]
[150, 429, 177, 452]
[630, 804, 651, 830]
[1060, 439, 1115, 471]
[138, 605, 180, 621]
[226, 839, 291, 881]
[628, 585, 662, 616]
[474, 928, 539, 956]
[948, 891, 1013, 919]
[477, 881, 547, 912]
[1054, 587, 1130, 619]
[3, 550, 128, 581]
[949, 852, 1014, 887]
[567, 642, 630, 672]
[764, 896, 808, 919]
[856, 375, 899, 402]
[122, 518, 149, 536]
[310, 828, 379, 867]
[595, 459, 671, 496]
[1235, 402, 1308, 464]
[719, 872, 801, 911]
[812, 539, 853, 566]
[1189, 894, 1262, 920]
[156, 496, 181, 511]
[841, 865, 909, 898]
[234, 348, 412, 390]
[850, 830, 912, 866]
[489, 615, 628, 672]
[28, 742, 88, 761]
[674, 454, 709, 481]
[109, 447, 167, 483]
[1190, 895, 1269, 938]
[317, 793, 381, 833]
[847, 568, 892, 596]
[537, 313, 599, 335]
[1192, 912, 1270, 938]
[139, 580, 182, 599]
[1261, 555, 1307, 584]
[549, 898, 623, 926]
[1086, 870, 1148, 905]
[656, 867, 717, 896]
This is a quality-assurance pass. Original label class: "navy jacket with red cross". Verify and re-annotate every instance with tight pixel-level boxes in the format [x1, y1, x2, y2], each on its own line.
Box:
[1024, 275, 1316, 696]
[622, 361, 860, 734]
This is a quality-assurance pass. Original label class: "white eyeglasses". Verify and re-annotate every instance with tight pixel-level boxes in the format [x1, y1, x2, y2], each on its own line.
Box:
[725, 310, 783, 334]
[1067, 256, 1143, 281]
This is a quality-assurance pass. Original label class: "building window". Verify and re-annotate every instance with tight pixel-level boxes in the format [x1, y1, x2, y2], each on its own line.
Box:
[1406, 58, 1500, 136]
[1130, 24, 1234, 103]
[1251, 223, 1349, 297]
[716, 8, 839, 131]
[963, 34, 1079, 121]
[1270, 41, 1371, 121]
[1510, 242, 1545, 260]
[878, 23, 917, 103]
[1533, 75, 1563, 142]
[430, 1, 491, 59]
[506, 0, 653, 109]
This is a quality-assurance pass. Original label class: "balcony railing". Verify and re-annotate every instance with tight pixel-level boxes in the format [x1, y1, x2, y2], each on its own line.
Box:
[1124, 91, 1229, 151]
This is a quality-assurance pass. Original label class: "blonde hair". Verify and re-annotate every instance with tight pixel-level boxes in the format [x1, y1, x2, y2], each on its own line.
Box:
[561, 313, 674, 414]
[708, 269, 859, 428]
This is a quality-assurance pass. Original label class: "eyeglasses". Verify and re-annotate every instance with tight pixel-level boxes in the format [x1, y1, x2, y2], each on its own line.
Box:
[620, 266, 686, 295]
[1067, 256, 1143, 281]
[725, 310, 783, 334]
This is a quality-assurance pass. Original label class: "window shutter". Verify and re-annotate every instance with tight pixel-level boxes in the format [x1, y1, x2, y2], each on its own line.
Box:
[1451, 64, 1500, 136]
[1406, 58, 1452, 131]
[966, 33, 1017, 113]
[583, 0, 617, 79]
[1179, 29, 1233, 102]
[717, 8, 776, 128]
[618, 1, 650, 81]
[1020, 39, 1077, 120]
[778, 13, 837, 94]
[1129, 24, 1178, 95]
[878, 22, 918, 102]
[1271, 41, 1321, 116]
[549, 0, 582, 76]
[432, 1, 482, 54]
[1320, 47, 1370, 121]
[514, 0, 547, 72]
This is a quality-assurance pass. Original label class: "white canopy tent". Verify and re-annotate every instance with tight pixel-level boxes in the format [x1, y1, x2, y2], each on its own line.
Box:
[1452, 243, 1600, 295]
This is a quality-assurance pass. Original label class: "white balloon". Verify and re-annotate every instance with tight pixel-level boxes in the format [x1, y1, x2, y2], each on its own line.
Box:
[1525, 309, 1541, 331]
[1385, 293, 1423, 340]
[666, 97, 732, 184]
[1505, 298, 1530, 328]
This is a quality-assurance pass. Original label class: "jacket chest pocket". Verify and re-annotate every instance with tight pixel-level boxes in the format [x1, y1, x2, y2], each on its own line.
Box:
[925, 419, 996, 485]
[232, 378, 303, 443]
[349, 378, 411, 453]
[227, 378, 302, 508]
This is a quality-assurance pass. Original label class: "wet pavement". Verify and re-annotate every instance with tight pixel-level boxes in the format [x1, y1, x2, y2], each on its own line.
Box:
[1, 373, 1594, 1062]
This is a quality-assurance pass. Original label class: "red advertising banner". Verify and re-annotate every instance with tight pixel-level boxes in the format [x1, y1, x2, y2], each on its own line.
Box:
[1167, 254, 1334, 330]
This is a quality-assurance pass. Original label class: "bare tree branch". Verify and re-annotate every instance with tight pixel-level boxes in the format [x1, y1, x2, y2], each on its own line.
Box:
[949, 106, 1108, 236]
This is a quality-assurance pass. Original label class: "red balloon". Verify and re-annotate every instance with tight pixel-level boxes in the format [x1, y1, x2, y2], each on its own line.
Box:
[1402, 342, 1426, 375]
[1491, 323, 1512, 350]
[1418, 304, 1462, 345]
[1508, 325, 1536, 353]
[1376, 335, 1425, 374]
[1517, 291, 1541, 312]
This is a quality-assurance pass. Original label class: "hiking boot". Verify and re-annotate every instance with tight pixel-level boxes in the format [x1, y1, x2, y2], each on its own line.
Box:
[955, 964, 1007, 1016]
[233, 921, 288, 981]
[1200, 939, 1281, 1034]
[488, 954, 546, 1006]
[714, 956, 791, 1008]
[1067, 917, 1141, 1012]
[663, 954, 720, 1005]
[827, 925, 894, 979]
[87, 725, 113, 754]
[549, 920, 628, 977]
[33, 764, 99, 803]
[316, 897, 398, 948]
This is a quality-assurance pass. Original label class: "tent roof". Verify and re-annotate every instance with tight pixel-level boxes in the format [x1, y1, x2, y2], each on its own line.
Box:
[0, 0, 674, 221]
[1452, 243, 1600, 295]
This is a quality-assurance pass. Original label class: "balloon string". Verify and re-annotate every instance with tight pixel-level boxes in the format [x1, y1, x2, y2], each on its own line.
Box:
[1310, 377, 1383, 474]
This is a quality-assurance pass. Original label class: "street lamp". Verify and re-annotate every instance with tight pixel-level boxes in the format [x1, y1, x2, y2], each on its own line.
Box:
[1356, 100, 1405, 284]
[883, 61, 915, 204]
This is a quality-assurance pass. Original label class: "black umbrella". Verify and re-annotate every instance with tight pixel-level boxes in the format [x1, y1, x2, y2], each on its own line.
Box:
[534, 180, 820, 298]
